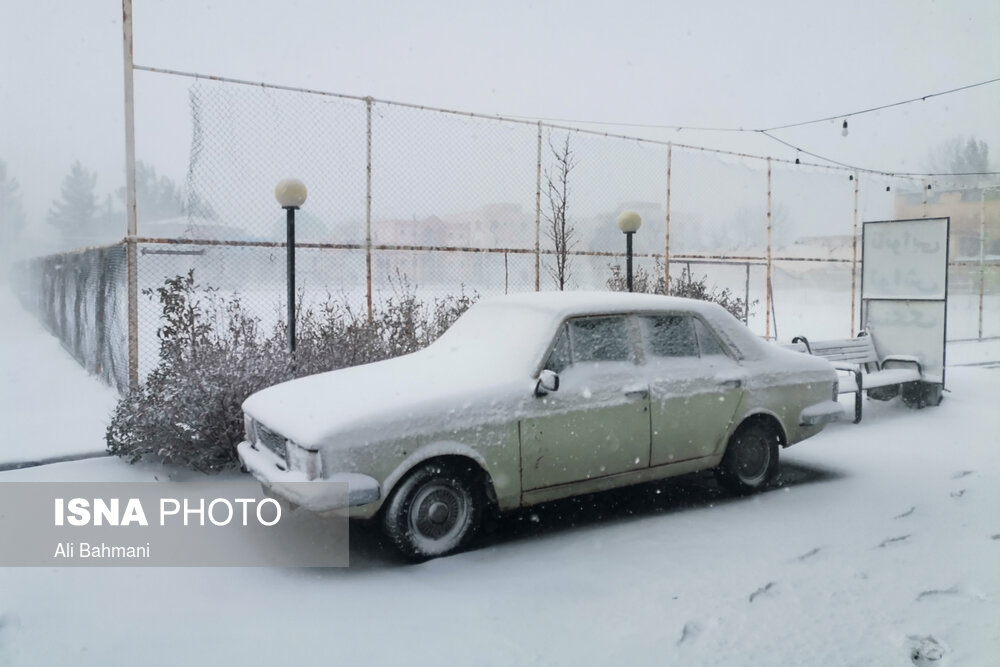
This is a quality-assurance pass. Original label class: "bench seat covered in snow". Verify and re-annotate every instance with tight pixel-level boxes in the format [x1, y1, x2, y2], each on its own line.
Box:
[782, 333, 939, 423]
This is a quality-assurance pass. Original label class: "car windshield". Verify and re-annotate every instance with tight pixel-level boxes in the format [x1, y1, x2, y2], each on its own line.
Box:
[427, 302, 557, 377]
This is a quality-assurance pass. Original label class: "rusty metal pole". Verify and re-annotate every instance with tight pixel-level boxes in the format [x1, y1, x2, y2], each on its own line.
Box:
[744, 262, 750, 324]
[122, 0, 139, 390]
[765, 158, 773, 340]
[979, 188, 988, 340]
[504, 251, 509, 294]
[849, 172, 859, 336]
[665, 143, 672, 295]
[365, 97, 373, 321]
[534, 122, 542, 291]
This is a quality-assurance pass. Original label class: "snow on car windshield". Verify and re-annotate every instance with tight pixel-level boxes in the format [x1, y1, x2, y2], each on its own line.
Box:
[427, 301, 557, 377]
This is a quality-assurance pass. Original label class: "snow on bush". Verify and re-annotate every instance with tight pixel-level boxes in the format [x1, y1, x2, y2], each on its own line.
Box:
[607, 260, 757, 322]
[106, 270, 477, 472]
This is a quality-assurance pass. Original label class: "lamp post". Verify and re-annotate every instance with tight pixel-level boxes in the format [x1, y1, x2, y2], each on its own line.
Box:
[275, 178, 307, 353]
[617, 210, 642, 292]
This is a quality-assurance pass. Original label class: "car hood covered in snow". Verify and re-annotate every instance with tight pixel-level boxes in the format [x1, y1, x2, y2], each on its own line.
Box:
[242, 299, 563, 447]
[242, 348, 536, 448]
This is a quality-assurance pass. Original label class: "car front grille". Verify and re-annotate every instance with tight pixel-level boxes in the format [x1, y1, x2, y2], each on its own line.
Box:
[255, 424, 288, 461]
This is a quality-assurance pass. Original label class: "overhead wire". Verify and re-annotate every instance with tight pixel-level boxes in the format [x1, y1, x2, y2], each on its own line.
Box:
[762, 76, 1000, 131]
[499, 76, 1000, 177]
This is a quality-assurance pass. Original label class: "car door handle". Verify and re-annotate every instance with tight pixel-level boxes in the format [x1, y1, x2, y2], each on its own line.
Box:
[623, 388, 649, 400]
[718, 379, 742, 389]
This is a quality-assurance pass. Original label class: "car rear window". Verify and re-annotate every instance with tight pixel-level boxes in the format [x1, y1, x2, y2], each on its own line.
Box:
[641, 315, 698, 358]
[693, 317, 728, 356]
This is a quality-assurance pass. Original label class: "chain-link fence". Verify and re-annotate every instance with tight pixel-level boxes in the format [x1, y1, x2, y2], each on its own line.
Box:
[14, 67, 1000, 392]
[12, 243, 129, 392]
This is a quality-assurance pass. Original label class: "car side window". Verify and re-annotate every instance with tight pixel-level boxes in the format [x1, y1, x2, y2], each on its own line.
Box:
[544, 325, 572, 373]
[568, 316, 632, 363]
[693, 317, 728, 357]
[642, 315, 698, 358]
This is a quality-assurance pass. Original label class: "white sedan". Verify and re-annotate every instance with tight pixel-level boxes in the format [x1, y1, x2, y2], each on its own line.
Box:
[238, 291, 842, 560]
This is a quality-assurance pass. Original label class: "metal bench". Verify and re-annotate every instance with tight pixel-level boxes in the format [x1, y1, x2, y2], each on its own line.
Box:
[784, 333, 935, 423]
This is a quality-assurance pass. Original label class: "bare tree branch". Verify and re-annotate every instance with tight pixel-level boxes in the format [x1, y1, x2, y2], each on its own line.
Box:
[542, 133, 578, 290]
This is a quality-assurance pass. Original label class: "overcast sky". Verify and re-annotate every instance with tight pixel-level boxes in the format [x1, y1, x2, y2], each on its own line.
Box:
[1, 0, 998, 223]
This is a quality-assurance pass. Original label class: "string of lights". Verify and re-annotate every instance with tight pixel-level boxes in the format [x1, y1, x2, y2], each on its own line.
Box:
[759, 130, 1000, 178]
[498, 76, 1000, 178]
[762, 77, 1000, 131]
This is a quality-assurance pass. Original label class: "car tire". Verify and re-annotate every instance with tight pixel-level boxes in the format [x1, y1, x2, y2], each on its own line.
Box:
[382, 461, 483, 561]
[715, 421, 780, 494]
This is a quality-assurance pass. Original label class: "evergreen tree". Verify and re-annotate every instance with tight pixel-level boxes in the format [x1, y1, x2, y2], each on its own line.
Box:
[119, 161, 215, 221]
[949, 138, 989, 175]
[48, 161, 99, 244]
[1, 159, 27, 269]
[926, 137, 993, 186]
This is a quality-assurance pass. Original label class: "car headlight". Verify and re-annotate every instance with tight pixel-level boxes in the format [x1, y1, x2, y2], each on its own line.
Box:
[244, 414, 256, 445]
[286, 442, 323, 480]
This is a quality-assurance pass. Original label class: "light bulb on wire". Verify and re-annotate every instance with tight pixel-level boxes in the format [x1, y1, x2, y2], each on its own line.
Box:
[841, 120, 849, 137]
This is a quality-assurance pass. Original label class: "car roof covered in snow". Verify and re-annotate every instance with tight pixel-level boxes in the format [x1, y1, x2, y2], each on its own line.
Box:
[474, 290, 723, 319]
[432, 290, 768, 366]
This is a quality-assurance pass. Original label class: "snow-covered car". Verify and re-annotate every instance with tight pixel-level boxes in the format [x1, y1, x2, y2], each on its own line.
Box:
[238, 291, 842, 560]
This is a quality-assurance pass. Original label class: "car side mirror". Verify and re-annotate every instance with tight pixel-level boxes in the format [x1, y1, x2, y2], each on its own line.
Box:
[535, 369, 560, 397]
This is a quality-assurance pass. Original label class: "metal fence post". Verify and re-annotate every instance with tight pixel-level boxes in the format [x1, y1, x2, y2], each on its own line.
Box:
[365, 97, 374, 321]
[664, 143, 672, 294]
[744, 262, 750, 324]
[95, 248, 107, 382]
[850, 172, 859, 336]
[122, 0, 139, 390]
[534, 121, 542, 291]
[979, 188, 988, 340]
[765, 158, 773, 340]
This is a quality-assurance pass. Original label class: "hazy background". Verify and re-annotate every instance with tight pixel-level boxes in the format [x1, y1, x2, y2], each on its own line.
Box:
[1, 0, 998, 240]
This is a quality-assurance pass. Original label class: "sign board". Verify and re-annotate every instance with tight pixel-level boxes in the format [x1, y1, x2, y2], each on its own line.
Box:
[861, 217, 949, 385]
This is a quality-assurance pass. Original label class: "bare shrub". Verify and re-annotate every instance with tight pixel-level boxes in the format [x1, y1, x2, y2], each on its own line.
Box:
[107, 271, 477, 472]
[607, 259, 757, 322]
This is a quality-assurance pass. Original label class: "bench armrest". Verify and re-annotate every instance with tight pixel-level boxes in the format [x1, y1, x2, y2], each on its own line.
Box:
[790, 335, 812, 354]
[881, 355, 923, 377]
[830, 361, 860, 372]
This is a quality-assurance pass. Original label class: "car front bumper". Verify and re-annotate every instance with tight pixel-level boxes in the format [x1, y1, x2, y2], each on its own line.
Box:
[237, 441, 381, 512]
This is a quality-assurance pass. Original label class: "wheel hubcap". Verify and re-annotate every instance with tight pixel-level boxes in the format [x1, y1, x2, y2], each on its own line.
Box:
[737, 435, 769, 482]
[410, 482, 469, 544]
[427, 501, 451, 524]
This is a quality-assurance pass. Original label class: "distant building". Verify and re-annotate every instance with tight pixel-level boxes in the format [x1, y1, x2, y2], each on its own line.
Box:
[894, 188, 1000, 260]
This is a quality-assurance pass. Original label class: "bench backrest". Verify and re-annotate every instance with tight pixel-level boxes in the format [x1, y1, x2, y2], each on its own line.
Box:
[808, 336, 879, 365]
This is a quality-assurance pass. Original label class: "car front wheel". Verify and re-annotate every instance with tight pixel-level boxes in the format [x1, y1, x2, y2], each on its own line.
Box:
[715, 421, 780, 494]
[382, 461, 483, 561]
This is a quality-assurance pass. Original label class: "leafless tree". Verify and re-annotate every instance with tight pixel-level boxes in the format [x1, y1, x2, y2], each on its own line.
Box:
[543, 133, 577, 290]
[925, 136, 992, 187]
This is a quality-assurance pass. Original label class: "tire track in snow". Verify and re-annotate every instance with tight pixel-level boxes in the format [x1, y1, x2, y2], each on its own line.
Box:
[676, 621, 700, 646]
[795, 547, 821, 562]
[916, 586, 959, 602]
[748, 581, 776, 603]
[876, 535, 911, 548]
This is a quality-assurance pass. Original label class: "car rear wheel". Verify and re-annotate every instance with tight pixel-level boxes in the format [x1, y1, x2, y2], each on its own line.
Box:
[715, 421, 780, 494]
[382, 461, 483, 561]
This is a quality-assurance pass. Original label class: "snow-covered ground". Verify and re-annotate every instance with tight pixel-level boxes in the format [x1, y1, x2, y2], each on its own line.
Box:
[0, 288, 118, 467]
[1, 285, 998, 666]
